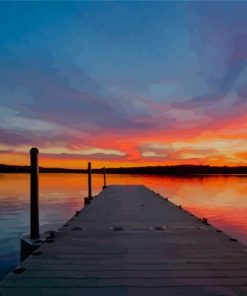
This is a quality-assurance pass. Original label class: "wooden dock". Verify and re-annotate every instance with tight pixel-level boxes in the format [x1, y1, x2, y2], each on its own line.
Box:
[0, 185, 247, 295]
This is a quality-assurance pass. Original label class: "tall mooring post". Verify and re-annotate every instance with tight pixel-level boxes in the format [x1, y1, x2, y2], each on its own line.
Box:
[30, 147, 40, 239]
[88, 162, 92, 200]
[103, 167, 107, 190]
[21, 147, 41, 261]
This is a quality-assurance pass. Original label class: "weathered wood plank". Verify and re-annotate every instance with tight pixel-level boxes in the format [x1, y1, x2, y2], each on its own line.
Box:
[1, 286, 247, 296]
[15, 263, 247, 271]
[2, 277, 247, 287]
[9, 269, 247, 279]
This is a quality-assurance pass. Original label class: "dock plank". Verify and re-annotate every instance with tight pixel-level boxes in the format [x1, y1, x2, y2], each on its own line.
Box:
[0, 185, 247, 295]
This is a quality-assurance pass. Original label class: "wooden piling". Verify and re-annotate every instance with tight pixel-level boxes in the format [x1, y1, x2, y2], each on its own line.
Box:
[103, 167, 107, 190]
[88, 162, 92, 199]
[30, 147, 40, 240]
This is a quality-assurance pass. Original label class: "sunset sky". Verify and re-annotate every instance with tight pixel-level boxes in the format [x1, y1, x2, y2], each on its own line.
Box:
[1, 1, 247, 168]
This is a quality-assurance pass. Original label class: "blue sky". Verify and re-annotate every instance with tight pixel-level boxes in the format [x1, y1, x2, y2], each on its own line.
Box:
[1, 1, 247, 167]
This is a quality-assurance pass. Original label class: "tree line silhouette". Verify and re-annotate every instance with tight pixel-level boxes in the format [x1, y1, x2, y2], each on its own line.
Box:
[1, 164, 247, 175]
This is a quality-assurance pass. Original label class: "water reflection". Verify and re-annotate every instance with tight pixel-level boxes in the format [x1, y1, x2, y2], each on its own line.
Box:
[0, 173, 247, 279]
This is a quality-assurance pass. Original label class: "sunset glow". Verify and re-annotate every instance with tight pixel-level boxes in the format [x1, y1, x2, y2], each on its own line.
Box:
[1, 2, 247, 168]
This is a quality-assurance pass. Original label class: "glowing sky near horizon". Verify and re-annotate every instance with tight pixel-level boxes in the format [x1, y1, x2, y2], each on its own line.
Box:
[1, 1, 247, 168]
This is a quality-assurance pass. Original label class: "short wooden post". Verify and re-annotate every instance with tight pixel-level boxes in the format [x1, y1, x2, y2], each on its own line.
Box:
[103, 167, 107, 190]
[88, 162, 92, 200]
[30, 147, 40, 240]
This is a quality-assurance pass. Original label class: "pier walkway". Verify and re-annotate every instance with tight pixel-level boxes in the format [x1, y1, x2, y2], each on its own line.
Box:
[0, 185, 247, 295]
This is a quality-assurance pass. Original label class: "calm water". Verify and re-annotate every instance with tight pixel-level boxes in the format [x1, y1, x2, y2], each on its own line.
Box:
[0, 173, 247, 279]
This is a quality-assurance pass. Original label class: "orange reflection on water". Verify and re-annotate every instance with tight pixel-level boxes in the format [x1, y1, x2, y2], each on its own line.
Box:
[0, 174, 247, 245]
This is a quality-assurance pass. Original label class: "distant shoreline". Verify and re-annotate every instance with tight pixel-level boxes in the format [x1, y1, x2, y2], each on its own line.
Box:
[2, 164, 247, 175]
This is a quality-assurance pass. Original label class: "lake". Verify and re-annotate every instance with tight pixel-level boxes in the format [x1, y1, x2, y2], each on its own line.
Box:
[0, 173, 247, 280]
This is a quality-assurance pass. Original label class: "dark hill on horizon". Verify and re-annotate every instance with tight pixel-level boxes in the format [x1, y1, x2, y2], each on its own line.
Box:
[1, 164, 247, 175]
